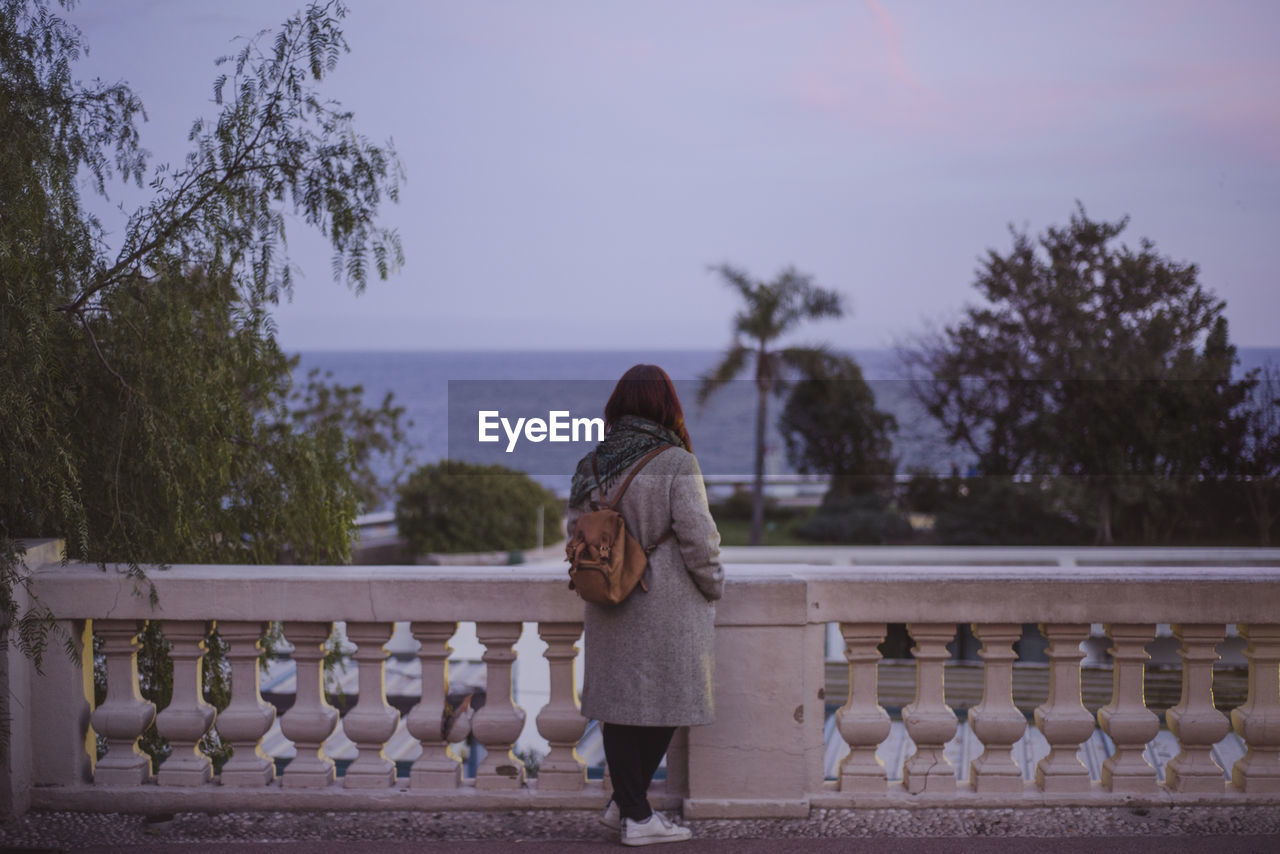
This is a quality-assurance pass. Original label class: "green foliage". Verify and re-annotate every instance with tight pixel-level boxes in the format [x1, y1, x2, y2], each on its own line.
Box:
[795, 494, 912, 545]
[778, 354, 897, 503]
[1, 0, 403, 567]
[902, 467, 948, 515]
[698, 263, 845, 544]
[931, 477, 1091, 546]
[1, 0, 406, 761]
[709, 490, 796, 523]
[396, 462, 563, 556]
[907, 204, 1252, 543]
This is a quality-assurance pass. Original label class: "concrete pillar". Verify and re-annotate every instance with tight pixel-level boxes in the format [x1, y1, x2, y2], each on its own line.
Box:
[683, 581, 825, 820]
[31, 619, 95, 788]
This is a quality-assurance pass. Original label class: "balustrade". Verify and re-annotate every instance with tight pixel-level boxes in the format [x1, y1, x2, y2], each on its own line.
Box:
[534, 622, 587, 791]
[278, 621, 339, 788]
[470, 622, 527, 789]
[90, 620, 155, 785]
[12, 555, 1280, 819]
[216, 621, 276, 786]
[1231, 623, 1280, 793]
[341, 622, 400, 788]
[1033, 623, 1096, 793]
[901, 623, 957, 794]
[1165, 623, 1230, 793]
[155, 620, 216, 786]
[406, 621, 464, 788]
[835, 622, 891, 793]
[967, 623, 1026, 793]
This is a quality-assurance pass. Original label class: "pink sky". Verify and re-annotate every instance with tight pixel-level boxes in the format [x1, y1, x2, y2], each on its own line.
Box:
[66, 0, 1280, 349]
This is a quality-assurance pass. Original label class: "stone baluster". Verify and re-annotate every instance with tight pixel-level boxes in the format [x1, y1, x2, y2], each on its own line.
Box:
[902, 623, 957, 794]
[342, 621, 401, 788]
[472, 622, 527, 789]
[968, 623, 1027, 793]
[407, 621, 464, 788]
[1231, 623, 1280, 793]
[835, 622, 891, 793]
[1165, 623, 1230, 793]
[535, 622, 588, 791]
[1097, 624, 1159, 792]
[1033, 623, 1095, 793]
[91, 620, 156, 785]
[215, 621, 276, 786]
[278, 621, 339, 788]
[155, 620, 215, 786]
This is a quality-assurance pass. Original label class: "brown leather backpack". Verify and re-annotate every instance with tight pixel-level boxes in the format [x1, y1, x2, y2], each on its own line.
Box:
[565, 446, 674, 605]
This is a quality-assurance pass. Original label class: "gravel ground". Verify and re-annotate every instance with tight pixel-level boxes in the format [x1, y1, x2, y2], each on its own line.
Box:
[2, 806, 1278, 850]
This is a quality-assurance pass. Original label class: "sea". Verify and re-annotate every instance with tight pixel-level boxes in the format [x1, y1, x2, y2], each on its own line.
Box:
[295, 347, 1280, 508]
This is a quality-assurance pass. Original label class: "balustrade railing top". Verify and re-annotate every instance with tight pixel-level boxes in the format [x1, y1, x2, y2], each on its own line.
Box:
[3, 542, 1278, 820]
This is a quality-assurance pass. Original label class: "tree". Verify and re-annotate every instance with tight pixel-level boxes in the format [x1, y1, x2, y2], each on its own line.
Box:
[1, 0, 404, 671]
[1234, 364, 1280, 545]
[778, 353, 897, 504]
[698, 264, 844, 545]
[907, 205, 1251, 544]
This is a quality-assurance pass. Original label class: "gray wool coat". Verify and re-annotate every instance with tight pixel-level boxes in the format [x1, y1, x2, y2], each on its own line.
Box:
[565, 446, 724, 727]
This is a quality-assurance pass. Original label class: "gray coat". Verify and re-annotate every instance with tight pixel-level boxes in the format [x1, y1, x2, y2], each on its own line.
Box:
[565, 446, 724, 727]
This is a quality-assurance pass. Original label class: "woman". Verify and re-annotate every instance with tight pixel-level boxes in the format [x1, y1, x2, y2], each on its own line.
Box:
[565, 364, 724, 847]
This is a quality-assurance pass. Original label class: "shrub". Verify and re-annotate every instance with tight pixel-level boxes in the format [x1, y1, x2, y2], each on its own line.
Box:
[795, 494, 912, 544]
[710, 488, 796, 523]
[395, 461, 563, 555]
[932, 477, 1089, 546]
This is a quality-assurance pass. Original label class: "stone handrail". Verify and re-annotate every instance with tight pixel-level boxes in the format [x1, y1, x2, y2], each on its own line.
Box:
[4, 543, 1279, 818]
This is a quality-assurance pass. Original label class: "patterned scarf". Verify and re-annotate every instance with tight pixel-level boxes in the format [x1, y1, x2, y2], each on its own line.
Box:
[569, 414, 686, 508]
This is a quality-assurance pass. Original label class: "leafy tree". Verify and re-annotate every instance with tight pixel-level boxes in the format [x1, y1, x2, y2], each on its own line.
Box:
[395, 462, 563, 556]
[1233, 364, 1280, 545]
[778, 353, 897, 504]
[907, 205, 1251, 544]
[1, 0, 403, 674]
[698, 264, 844, 545]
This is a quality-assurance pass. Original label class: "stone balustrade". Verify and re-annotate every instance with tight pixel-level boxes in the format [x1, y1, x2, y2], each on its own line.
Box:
[3, 542, 1279, 819]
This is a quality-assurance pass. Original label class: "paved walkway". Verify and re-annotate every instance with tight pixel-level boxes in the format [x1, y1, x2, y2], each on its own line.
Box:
[3, 806, 1277, 853]
[60, 838, 1280, 853]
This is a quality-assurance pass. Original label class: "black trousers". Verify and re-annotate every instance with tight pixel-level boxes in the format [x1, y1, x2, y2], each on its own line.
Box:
[602, 722, 676, 822]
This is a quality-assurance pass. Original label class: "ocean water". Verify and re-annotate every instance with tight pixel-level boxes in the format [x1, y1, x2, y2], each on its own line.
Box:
[295, 347, 1280, 504]
[294, 348, 938, 499]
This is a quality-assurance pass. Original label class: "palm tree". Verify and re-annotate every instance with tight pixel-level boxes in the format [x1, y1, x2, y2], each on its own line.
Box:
[698, 264, 845, 545]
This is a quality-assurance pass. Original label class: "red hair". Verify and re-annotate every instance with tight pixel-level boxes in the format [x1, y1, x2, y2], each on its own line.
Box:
[604, 364, 692, 451]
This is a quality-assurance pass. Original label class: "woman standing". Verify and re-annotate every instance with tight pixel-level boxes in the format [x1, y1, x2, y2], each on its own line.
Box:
[566, 364, 724, 847]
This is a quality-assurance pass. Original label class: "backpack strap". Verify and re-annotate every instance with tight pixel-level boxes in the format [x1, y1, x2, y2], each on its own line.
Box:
[644, 528, 675, 555]
[600, 445, 672, 510]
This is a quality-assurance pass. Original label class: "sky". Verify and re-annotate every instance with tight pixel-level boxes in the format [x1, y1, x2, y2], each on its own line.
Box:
[65, 0, 1280, 351]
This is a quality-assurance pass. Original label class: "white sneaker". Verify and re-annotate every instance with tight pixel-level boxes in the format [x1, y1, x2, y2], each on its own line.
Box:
[599, 800, 621, 831]
[622, 811, 692, 846]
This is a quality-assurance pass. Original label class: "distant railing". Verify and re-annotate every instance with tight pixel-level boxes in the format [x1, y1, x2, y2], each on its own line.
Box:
[4, 540, 1279, 818]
